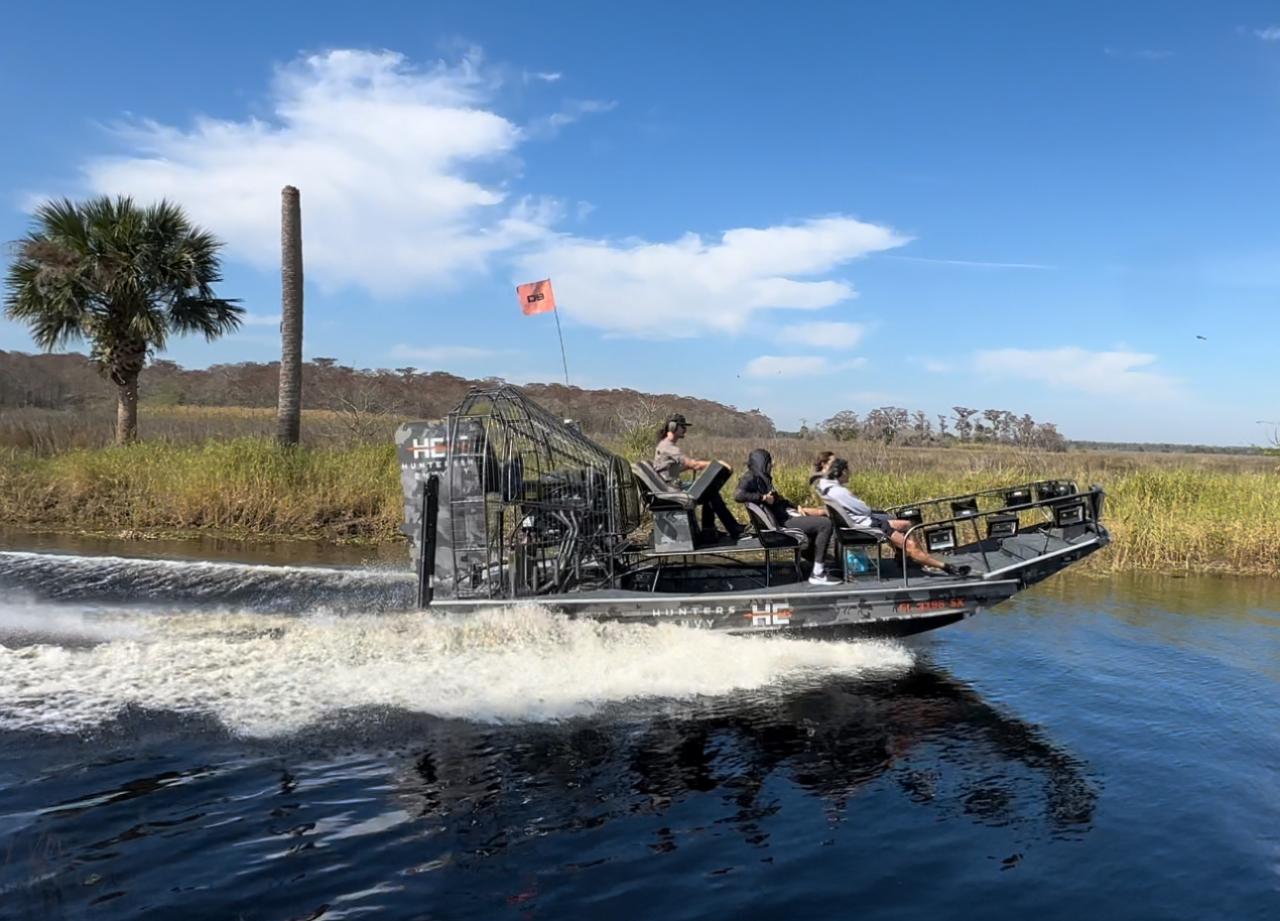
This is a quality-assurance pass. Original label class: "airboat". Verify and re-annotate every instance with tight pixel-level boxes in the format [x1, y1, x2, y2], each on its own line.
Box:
[396, 386, 1109, 639]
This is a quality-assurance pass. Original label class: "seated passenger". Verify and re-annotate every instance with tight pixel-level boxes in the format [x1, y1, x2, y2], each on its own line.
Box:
[733, 448, 838, 585]
[653, 414, 746, 542]
[817, 458, 971, 578]
[808, 450, 835, 488]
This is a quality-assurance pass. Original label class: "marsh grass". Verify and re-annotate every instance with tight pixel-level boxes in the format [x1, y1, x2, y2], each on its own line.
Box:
[0, 438, 402, 542]
[1, 431, 1277, 573]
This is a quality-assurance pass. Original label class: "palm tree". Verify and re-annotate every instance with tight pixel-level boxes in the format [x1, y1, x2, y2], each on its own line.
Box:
[277, 185, 303, 446]
[4, 196, 241, 444]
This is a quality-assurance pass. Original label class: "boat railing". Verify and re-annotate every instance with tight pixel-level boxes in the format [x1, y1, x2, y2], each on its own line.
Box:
[882, 478, 1077, 518]
[893, 484, 1105, 587]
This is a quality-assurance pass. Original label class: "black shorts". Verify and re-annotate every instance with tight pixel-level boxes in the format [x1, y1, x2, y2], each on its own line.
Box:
[869, 512, 896, 539]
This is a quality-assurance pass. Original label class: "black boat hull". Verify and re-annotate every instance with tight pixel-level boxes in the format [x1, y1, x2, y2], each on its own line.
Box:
[424, 576, 1020, 639]
[424, 526, 1109, 639]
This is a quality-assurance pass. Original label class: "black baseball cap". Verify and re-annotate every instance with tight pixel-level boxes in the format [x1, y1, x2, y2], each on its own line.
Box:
[668, 413, 692, 428]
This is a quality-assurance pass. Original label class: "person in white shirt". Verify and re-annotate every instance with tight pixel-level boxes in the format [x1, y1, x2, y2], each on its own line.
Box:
[816, 458, 971, 577]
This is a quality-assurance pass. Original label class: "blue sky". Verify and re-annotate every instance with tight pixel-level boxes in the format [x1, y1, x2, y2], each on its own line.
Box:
[2, 1, 1278, 444]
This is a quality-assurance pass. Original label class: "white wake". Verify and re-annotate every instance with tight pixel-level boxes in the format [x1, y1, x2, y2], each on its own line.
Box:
[0, 601, 913, 737]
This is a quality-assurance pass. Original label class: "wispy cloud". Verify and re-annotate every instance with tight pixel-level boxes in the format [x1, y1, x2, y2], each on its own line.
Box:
[845, 390, 901, 405]
[390, 344, 505, 362]
[881, 255, 1053, 270]
[240, 311, 281, 326]
[974, 347, 1181, 400]
[522, 217, 909, 338]
[524, 70, 563, 83]
[78, 49, 556, 296]
[779, 321, 866, 349]
[1255, 26, 1280, 41]
[911, 356, 954, 373]
[744, 355, 867, 378]
[529, 98, 618, 137]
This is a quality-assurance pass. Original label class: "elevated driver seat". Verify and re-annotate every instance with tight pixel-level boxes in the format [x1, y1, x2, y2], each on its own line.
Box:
[631, 461, 700, 550]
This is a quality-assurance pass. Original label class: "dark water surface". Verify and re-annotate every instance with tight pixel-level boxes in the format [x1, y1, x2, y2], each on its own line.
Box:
[0, 545, 1276, 920]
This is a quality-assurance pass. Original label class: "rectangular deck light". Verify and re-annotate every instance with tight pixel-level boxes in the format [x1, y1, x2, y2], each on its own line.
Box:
[950, 497, 979, 518]
[1037, 480, 1076, 502]
[898, 506, 924, 526]
[924, 526, 956, 552]
[1004, 487, 1032, 507]
[1053, 500, 1086, 527]
[987, 514, 1019, 540]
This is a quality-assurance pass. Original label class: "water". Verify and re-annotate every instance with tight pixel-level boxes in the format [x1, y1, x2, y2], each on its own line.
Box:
[0, 545, 1277, 920]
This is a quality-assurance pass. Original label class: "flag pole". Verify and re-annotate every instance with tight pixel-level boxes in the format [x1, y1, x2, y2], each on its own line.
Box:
[552, 303, 570, 387]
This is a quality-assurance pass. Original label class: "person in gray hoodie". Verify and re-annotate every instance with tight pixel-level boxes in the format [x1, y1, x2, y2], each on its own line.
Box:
[816, 458, 971, 577]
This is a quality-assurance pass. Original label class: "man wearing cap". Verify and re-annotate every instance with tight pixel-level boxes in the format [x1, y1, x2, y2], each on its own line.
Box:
[654, 414, 746, 541]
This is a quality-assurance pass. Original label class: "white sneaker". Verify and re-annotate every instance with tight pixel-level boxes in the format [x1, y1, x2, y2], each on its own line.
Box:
[809, 572, 841, 585]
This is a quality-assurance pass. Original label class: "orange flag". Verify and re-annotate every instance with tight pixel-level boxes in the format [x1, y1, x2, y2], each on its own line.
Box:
[517, 278, 556, 316]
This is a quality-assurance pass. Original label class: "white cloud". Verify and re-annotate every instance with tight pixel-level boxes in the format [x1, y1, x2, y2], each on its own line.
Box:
[744, 354, 867, 378]
[1256, 26, 1280, 40]
[81, 49, 553, 296]
[974, 347, 1181, 400]
[240, 311, 281, 326]
[522, 217, 908, 338]
[779, 321, 866, 349]
[525, 70, 563, 83]
[911, 356, 953, 373]
[390, 343, 504, 362]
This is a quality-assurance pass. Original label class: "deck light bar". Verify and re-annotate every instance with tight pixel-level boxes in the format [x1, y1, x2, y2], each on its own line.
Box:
[924, 526, 956, 553]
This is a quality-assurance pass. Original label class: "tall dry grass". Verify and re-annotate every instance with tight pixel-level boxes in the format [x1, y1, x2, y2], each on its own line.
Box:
[0, 438, 403, 542]
[1, 428, 1277, 574]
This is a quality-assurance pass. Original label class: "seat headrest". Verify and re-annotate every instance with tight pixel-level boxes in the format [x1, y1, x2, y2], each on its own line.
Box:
[630, 461, 670, 496]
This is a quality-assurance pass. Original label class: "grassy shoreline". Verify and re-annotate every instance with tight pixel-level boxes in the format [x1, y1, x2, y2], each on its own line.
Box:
[2, 438, 1277, 576]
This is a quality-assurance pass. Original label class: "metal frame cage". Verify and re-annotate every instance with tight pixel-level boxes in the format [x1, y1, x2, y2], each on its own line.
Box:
[447, 385, 642, 598]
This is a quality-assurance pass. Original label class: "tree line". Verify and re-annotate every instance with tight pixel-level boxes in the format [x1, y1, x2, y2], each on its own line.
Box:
[816, 406, 1067, 451]
[0, 350, 777, 440]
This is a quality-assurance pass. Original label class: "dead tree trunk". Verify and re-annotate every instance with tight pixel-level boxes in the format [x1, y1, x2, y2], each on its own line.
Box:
[277, 185, 304, 446]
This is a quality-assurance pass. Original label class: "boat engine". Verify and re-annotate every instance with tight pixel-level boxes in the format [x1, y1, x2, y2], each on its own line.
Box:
[396, 386, 641, 601]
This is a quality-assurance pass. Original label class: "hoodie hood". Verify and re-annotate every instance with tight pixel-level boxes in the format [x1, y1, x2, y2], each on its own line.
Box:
[747, 449, 774, 491]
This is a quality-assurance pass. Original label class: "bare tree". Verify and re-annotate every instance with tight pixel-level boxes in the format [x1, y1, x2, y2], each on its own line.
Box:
[911, 410, 931, 444]
[615, 395, 665, 459]
[952, 406, 977, 442]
